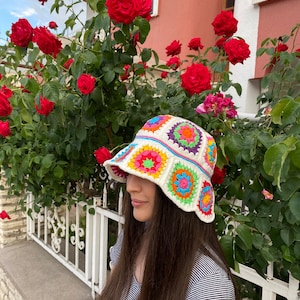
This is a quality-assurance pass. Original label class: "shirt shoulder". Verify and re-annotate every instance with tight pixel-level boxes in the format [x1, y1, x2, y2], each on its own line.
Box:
[186, 254, 235, 300]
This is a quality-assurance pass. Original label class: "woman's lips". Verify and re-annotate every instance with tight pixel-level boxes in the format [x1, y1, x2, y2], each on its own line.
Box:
[131, 199, 147, 207]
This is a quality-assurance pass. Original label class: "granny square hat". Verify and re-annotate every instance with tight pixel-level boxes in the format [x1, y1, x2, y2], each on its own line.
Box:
[104, 115, 217, 223]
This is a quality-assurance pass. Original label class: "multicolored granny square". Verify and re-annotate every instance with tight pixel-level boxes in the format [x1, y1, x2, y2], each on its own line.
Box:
[104, 115, 217, 223]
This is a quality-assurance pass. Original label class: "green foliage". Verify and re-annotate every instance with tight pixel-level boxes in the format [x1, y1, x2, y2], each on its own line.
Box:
[0, 0, 300, 288]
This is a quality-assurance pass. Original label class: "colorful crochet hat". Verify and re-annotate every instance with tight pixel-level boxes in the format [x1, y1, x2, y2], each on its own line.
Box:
[104, 115, 217, 223]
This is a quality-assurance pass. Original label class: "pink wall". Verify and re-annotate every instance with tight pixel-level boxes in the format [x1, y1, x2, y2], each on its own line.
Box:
[255, 0, 300, 78]
[144, 0, 222, 63]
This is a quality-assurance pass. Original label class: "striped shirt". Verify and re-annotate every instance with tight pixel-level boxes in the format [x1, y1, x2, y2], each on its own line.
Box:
[110, 231, 235, 300]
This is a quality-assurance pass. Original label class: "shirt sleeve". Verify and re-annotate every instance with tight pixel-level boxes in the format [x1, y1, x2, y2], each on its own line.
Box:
[186, 271, 235, 300]
[109, 230, 124, 268]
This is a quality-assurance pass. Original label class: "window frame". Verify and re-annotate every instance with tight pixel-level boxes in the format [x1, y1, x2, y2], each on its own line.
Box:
[151, 0, 159, 17]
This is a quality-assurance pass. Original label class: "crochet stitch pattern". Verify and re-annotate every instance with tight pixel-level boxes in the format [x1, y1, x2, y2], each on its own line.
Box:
[104, 115, 217, 223]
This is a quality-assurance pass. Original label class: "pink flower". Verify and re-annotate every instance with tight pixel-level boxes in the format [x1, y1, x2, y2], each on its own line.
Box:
[195, 103, 206, 114]
[166, 40, 182, 56]
[0, 120, 11, 137]
[166, 56, 181, 70]
[94, 147, 112, 164]
[262, 189, 273, 200]
[188, 38, 204, 51]
[196, 92, 237, 119]
[77, 73, 96, 95]
[35, 96, 55, 116]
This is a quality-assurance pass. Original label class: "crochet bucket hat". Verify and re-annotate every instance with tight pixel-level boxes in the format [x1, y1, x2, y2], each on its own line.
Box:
[104, 115, 217, 223]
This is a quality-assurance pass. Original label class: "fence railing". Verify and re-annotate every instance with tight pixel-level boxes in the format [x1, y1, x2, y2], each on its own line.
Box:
[26, 189, 299, 299]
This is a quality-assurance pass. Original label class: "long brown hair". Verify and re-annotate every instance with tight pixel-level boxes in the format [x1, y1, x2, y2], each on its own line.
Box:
[99, 186, 237, 300]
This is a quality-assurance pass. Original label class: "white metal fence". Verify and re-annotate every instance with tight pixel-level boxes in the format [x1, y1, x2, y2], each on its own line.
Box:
[26, 189, 300, 299]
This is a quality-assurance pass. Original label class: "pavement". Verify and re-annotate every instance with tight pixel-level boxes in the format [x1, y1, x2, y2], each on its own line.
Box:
[0, 240, 94, 300]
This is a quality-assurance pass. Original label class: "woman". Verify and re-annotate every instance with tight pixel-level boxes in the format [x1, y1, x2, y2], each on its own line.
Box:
[100, 115, 237, 299]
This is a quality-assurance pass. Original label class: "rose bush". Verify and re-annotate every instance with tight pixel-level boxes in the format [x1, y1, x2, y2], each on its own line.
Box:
[0, 0, 299, 294]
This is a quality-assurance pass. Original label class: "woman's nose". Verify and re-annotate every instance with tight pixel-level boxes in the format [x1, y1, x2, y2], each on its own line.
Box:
[126, 174, 141, 193]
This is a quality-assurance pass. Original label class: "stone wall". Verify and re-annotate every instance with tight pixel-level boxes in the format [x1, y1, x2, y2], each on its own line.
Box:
[0, 176, 26, 248]
[0, 268, 23, 300]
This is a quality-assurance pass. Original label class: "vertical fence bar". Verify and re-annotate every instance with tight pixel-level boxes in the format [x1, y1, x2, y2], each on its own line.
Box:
[99, 212, 108, 291]
[26, 192, 33, 238]
[92, 207, 101, 298]
[75, 203, 80, 269]
[85, 198, 95, 281]
[65, 206, 69, 261]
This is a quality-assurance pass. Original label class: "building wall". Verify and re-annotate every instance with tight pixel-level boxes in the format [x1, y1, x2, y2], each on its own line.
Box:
[144, 0, 222, 62]
[255, 0, 300, 78]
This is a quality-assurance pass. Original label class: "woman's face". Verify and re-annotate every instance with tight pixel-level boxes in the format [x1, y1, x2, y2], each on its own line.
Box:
[126, 174, 156, 222]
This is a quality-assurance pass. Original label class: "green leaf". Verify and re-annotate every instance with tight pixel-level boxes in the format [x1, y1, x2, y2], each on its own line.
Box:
[104, 70, 115, 85]
[280, 228, 294, 246]
[219, 235, 234, 268]
[140, 48, 152, 62]
[263, 137, 297, 187]
[236, 224, 253, 250]
[41, 154, 54, 169]
[254, 218, 271, 234]
[289, 192, 300, 221]
[41, 82, 60, 100]
[76, 126, 87, 142]
[53, 165, 64, 179]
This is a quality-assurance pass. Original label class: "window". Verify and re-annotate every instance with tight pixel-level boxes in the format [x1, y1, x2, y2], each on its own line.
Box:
[222, 0, 235, 11]
[151, 0, 159, 17]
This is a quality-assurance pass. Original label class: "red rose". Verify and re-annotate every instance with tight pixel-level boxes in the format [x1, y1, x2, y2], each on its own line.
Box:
[0, 210, 11, 220]
[181, 63, 212, 96]
[94, 147, 112, 164]
[35, 96, 55, 116]
[120, 64, 131, 81]
[38, 0, 48, 5]
[0, 74, 2, 80]
[63, 58, 74, 69]
[49, 21, 58, 29]
[1, 85, 13, 99]
[212, 11, 238, 37]
[161, 71, 168, 79]
[10, 18, 33, 47]
[224, 38, 250, 65]
[215, 37, 227, 49]
[211, 166, 226, 185]
[139, 0, 152, 20]
[0, 120, 11, 138]
[32, 26, 62, 58]
[0, 93, 13, 117]
[166, 56, 181, 70]
[275, 43, 288, 53]
[106, 0, 143, 25]
[166, 40, 182, 56]
[77, 73, 96, 95]
[188, 38, 204, 51]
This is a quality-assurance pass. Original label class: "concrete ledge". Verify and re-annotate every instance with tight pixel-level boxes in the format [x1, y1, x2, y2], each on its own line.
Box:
[0, 241, 93, 300]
